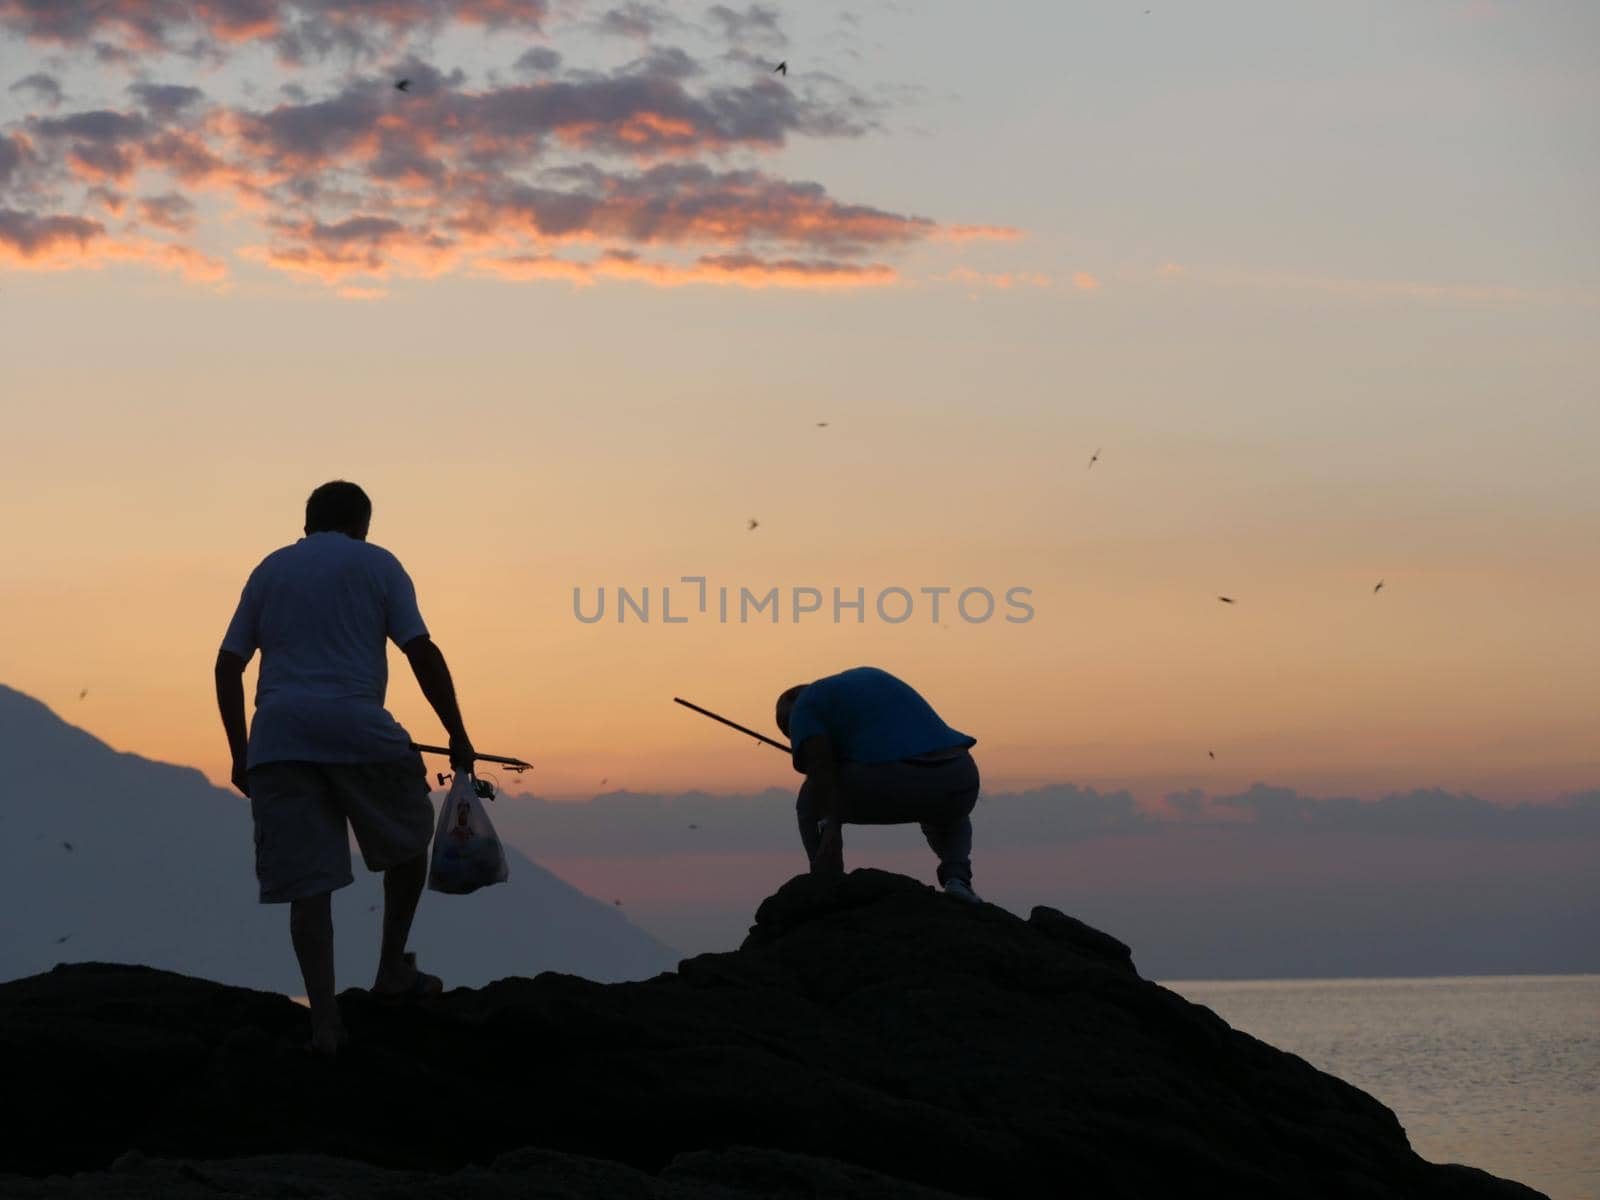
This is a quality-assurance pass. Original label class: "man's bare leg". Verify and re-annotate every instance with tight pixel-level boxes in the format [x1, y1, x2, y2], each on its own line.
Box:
[289, 893, 342, 1054]
[373, 850, 428, 992]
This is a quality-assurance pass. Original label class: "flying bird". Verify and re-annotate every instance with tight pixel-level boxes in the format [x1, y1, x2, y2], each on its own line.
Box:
[774, 61, 787, 75]
[816, 422, 829, 428]
[600, 777, 608, 786]
[55, 935, 71, 944]
[1374, 580, 1385, 594]
[62, 841, 74, 852]
[1217, 596, 1235, 605]
[747, 518, 759, 531]
[1208, 751, 1215, 760]
[613, 899, 623, 906]
[394, 78, 411, 92]
[1087, 448, 1101, 470]
[688, 823, 699, 830]
[78, 688, 88, 700]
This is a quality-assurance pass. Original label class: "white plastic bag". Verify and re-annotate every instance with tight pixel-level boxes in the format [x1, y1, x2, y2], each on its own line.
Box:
[428, 771, 510, 894]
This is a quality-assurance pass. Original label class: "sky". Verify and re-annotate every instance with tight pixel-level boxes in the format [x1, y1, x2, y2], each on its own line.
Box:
[2, 0, 1597, 816]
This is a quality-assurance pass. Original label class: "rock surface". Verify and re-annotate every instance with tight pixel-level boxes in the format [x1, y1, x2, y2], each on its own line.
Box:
[0, 870, 1547, 1199]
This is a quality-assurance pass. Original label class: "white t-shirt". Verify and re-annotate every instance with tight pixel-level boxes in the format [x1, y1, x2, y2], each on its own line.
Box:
[221, 532, 428, 769]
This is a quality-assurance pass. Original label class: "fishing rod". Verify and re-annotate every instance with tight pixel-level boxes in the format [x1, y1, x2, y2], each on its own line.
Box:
[673, 697, 791, 754]
[410, 743, 533, 773]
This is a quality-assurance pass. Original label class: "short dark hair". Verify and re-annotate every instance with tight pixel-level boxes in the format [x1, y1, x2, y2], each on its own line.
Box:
[305, 480, 372, 534]
[775, 684, 808, 738]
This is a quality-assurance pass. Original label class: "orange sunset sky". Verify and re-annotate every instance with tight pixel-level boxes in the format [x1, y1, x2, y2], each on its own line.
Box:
[1, 1, 1596, 805]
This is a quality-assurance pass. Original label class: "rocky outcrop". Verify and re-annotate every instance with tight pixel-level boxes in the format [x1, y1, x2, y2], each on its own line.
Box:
[0, 870, 1547, 1199]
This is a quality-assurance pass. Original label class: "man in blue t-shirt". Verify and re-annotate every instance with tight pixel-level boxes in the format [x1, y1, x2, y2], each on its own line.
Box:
[776, 667, 982, 902]
[215, 480, 477, 1055]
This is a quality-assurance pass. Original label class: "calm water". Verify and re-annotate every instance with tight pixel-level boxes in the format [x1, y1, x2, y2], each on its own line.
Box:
[1168, 975, 1600, 1200]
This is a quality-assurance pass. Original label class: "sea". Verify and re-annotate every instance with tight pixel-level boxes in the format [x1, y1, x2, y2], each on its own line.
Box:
[1167, 975, 1600, 1200]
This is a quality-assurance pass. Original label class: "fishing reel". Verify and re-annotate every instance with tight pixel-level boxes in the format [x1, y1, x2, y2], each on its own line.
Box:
[434, 772, 498, 801]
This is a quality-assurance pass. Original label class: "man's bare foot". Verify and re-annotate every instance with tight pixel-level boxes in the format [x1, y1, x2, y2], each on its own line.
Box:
[372, 951, 442, 1000]
[305, 1022, 348, 1058]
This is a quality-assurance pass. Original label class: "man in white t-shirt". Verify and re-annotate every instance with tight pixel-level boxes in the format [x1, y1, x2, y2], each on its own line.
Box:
[215, 480, 476, 1055]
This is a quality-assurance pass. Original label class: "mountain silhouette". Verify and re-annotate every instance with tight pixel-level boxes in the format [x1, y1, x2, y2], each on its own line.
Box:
[0, 685, 677, 990]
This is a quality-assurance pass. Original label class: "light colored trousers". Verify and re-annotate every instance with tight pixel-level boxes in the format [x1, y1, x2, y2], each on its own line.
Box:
[796, 751, 978, 886]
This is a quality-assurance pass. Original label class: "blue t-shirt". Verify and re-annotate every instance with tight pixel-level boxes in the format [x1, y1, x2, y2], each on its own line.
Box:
[221, 532, 428, 769]
[788, 667, 975, 767]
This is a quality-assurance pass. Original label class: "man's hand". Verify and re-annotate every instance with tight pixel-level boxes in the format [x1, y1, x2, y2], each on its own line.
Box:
[810, 820, 844, 875]
[796, 733, 844, 874]
[448, 733, 477, 773]
[230, 757, 251, 798]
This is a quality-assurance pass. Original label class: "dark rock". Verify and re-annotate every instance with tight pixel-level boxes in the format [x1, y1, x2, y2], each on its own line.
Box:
[1026, 905, 1137, 974]
[0, 869, 1547, 1199]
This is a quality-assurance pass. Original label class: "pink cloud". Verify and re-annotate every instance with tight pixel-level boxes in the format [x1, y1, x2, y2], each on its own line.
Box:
[938, 223, 1025, 242]
[944, 267, 1050, 290]
[475, 249, 896, 290]
[0, 7, 1040, 292]
[0, 206, 224, 281]
[0, 1, 551, 60]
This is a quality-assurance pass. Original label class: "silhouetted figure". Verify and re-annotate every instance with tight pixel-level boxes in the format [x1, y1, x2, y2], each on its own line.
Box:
[776, 667, 981, 902]
[215, 480, 477, 1056]
[774, 61, 787, 75]
[394, 79, 411, 92]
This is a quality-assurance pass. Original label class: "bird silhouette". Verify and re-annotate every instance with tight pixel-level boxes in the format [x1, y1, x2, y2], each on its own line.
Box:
[747, 518, 759, 531]
[394, 79, 411, 92]
[1208, 751, 1215, 760]
[1087, 448, 1101, 470]
[55, 934, 71, 944]
[1217, 596, 1235, 604]
[78, 688, 88, 700]
[1374, 580, 1385, 594]
[774, 61, 787, 75]
[62, 841, 74, 852]
[688, 823, 699, 830]
[368, 905, 378, 912]
[613, 898, 623, 906]
[600, 777, 608, 785]
[816, 421, 829, 428]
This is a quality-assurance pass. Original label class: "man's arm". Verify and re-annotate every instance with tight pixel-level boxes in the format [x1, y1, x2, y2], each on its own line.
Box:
[402, 635, 475, 770]
[214, 650, 250, 796]
[796, 733, 844, 874]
